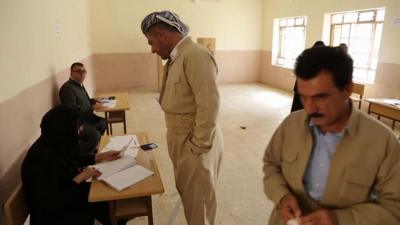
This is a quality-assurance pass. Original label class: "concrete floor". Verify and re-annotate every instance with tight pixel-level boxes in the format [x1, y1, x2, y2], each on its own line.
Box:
[104, 83, 291, 225]
[104, 82, 399, 225]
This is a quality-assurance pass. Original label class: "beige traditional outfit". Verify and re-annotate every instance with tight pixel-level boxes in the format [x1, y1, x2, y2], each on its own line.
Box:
[141, 11, 223, 224]
[263, 105, 400, 225]
[160, 36, 223, 225]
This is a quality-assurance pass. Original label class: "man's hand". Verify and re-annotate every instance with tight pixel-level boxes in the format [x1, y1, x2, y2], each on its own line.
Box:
[93, 102, 104, 110]
[280, 194, 302, 223]
[95, 150, 121, 163]
[299, 208, 338, 225]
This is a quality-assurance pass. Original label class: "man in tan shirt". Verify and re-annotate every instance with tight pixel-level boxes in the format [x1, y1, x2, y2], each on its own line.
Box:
[141, 11, 223, 225]
[264, 46, 400, 225]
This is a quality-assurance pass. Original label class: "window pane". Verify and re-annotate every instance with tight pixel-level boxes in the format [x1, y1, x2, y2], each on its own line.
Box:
[332, 25, 342, 46]
[277, 57, 285, 65]
[371, 57, 378, 70]
[332, 14, 343, 24]
[353, 68, 368, 82]
[376, 9, 385, 21]
[353, 53, 369, 68]
[295, 17, 304, 25]
[329, 8, 384, 84]
[359, 11, 374, 21]
[287, 18, 295, 26]
[367, 70, 376, 83]
[344, 12, 358, 23]
[373, 23, 383, 52]
[273, 16, 306, 68]
[341, 24, 350, 39]
[280, 19, 286, 27]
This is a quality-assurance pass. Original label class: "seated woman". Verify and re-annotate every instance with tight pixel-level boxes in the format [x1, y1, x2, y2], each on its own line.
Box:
[21, 105, 124, 225]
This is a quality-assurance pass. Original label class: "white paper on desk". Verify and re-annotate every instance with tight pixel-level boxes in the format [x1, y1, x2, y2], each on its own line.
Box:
[102, 135, 139, 157]
[383, 99, 400, 107]
[92, 155, 136, 180]
[100, 99, 117, 108]
[102, 165, 154, 192]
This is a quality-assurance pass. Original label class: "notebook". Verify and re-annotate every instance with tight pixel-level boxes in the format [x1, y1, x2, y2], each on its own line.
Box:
[91, 155, 154, 191]
[102, 165, 154, 191]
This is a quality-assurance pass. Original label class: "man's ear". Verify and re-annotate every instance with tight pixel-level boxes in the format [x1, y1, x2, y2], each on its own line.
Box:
[344, 82, 354, 98]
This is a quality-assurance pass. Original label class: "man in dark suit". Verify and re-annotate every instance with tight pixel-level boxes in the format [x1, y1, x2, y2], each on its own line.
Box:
[59, 62, 107, 155]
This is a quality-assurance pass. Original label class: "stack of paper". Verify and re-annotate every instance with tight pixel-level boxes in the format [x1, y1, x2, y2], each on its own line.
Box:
[90, 135, 153, 191]
[384, 99, 400, 108]
[102, 165, 154, 191]
[92, 155, 136, 180]
[102, 135, 140, 158]
[92, 155, 154, 191]
[99, 99, 117, 108]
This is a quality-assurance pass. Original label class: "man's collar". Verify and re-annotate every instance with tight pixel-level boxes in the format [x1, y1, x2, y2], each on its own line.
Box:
[69, 77, 83, 87]
[169, 35, 189, 62]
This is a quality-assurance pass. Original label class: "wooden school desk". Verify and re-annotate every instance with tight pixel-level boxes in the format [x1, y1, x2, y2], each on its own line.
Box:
[88, 133, 164, 225]
[95, 92, 130, 134]
[366, 98, 400, 130]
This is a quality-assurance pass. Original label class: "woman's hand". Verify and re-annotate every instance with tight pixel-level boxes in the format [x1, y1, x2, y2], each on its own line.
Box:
[73, 167, 101, 184]
[95, 150, 121, 163]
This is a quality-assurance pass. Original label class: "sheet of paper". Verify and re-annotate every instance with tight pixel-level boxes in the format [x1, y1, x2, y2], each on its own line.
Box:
[102, 135, 139, 152]
[102, 165, 154, 192]
[383, 99, 400, 107]
[92, 155, 136, 180]
[100, 99, 117, 108]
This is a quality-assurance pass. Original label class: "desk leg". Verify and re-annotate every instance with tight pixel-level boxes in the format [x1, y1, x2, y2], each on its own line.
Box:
[109, 200, 117, 225]
[146, 196, 153, 225]
[105, 112, 110, 135]
[123, 111, 127, 134]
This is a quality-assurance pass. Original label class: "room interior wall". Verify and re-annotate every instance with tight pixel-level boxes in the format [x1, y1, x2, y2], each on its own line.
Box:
[260, 0, 400, 99]
[89, 0, 264, 91]
[0, 1, 93, 222]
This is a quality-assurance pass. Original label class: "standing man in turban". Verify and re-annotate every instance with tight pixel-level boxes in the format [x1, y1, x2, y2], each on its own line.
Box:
[141, 11, 223, 225]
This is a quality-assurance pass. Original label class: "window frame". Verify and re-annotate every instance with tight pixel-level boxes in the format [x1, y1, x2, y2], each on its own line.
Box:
[272, 16, 307, 69]
[328, 8, 385, 84]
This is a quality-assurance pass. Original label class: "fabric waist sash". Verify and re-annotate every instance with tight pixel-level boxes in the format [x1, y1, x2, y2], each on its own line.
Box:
[165, 113, 195, 133]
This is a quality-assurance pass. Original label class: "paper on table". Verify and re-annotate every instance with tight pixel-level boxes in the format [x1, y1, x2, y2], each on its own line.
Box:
[102, 165, 154, 191]
[102, 135, 140, 158]
[383, 99, 400, 107]
[92, 155, 136, 180]
[100, 99, 117, 108]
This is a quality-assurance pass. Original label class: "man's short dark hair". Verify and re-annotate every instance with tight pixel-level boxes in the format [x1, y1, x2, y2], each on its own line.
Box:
[70, 62, 84, 71]
[312, 41, 325, 47]
[294, 46, 353, 90]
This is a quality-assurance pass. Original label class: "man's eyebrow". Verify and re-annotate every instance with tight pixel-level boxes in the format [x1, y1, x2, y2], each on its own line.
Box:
[298, 92, 329, 98]
[312, 93, 329, 98]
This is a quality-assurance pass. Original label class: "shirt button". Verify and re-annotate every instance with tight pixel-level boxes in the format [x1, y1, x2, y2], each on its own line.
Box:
[320, 163, 324, 167]
[316, 183, 320, 187]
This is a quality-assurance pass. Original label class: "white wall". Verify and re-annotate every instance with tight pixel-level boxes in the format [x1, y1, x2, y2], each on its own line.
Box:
[0, 0, 92, 103]
[89, 0, 264, 53]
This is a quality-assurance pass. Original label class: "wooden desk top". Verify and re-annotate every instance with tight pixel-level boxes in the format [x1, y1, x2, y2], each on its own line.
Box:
[95, 92, 130, 112]
[88, 133, 164, 202]
[366, 98, 400, 111]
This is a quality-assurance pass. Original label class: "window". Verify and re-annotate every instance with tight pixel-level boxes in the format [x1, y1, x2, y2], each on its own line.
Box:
[328, 8, 385, 84]
[272, 16, 307, 69]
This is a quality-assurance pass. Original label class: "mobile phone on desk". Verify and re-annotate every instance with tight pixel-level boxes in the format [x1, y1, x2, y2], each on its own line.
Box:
[140, 143, 158, 151]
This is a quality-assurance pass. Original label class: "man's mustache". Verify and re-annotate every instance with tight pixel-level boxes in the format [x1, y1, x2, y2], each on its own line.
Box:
[309, 113, 324, 118]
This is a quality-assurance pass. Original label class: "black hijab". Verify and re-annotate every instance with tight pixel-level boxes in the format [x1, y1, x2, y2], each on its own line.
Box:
[39, 105, 80, 160]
